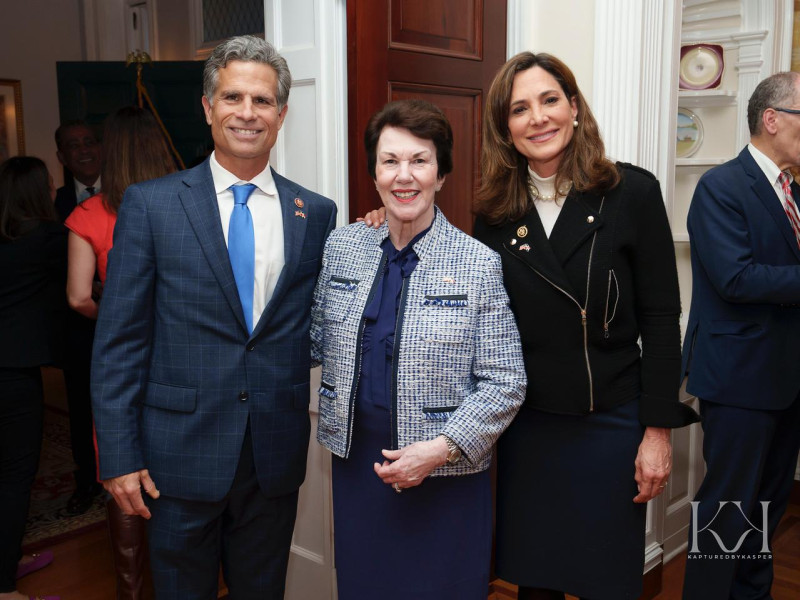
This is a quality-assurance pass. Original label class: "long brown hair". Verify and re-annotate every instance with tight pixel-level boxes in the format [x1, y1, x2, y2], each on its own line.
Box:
[476, 52, 620, 224]
[100, 107, 176, 214]
[0, 156, 56, 241]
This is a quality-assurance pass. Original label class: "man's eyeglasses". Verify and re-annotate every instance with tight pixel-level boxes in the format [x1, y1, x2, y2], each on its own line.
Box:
[773, 107, 800, 115]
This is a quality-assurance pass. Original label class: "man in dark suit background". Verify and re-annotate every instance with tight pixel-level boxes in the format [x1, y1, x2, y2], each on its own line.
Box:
[91, 35, 337, 598]
[681, 72, 800, 600]
[53, 120, 104, 514]
[54, 121, 102, 222]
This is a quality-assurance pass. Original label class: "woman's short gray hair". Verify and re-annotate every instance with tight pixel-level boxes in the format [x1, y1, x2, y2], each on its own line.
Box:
[203, 35, 292, 110]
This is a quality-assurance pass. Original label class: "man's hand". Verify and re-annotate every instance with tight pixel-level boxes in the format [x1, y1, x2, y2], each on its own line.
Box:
[103, 469, 160, 518]
[357, 207, 386, 229]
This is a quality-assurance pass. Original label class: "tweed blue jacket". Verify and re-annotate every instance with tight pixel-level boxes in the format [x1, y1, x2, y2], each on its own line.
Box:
[311, 208, 526, 477]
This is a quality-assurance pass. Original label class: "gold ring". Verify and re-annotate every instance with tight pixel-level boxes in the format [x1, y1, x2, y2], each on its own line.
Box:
[393, 483, 402, 493]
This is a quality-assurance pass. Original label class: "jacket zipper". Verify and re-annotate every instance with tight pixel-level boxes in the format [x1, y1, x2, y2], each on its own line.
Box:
[390, 276, 411, 450]
[344, 253, 387, 456]
[603, 269, 619, 339]
[505, 197, 604, 411]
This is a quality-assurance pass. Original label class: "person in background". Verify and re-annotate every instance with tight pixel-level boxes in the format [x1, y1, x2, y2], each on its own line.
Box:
[472, 52, 699, 600]
[681, 71, 800, 600]
[0, 156, 65, 600]
[53, 120, 104, 516]
[313, 99, 526, 600]
[91, 35, 337, 598]
[66, 106, 176, 599]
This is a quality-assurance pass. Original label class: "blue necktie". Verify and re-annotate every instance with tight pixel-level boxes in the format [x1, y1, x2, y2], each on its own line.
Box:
[229, 183, 257, 333]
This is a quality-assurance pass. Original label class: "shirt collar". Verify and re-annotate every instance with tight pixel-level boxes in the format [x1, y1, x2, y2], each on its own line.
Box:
[748, 143, 790, 186]
[73, 176, 101, 198]
[208, 152, 279, 197]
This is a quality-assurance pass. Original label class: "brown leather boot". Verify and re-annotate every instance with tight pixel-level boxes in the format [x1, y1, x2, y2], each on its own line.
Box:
[105, 497, 153, 599]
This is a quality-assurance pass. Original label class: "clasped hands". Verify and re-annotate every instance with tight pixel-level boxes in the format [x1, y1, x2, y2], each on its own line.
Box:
[103, 468, 160, 518]
[373, 436, 450, 491]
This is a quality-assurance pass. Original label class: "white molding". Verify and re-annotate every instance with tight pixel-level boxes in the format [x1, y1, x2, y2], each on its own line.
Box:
[593, 0, 644, 165]
[733, 30, 768, 150]
[81, 0, 100, 61]
[506, 0, 525, 58]
[775, 0, 793, 71]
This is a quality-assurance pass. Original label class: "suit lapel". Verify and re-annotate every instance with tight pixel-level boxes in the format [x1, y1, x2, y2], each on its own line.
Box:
[252, 169, 309, 335]
[178, 161, 249, 332]
[740, 149, 800, 262]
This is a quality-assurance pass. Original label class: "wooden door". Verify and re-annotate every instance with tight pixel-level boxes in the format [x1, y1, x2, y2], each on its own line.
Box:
[347, 0, 507, 233]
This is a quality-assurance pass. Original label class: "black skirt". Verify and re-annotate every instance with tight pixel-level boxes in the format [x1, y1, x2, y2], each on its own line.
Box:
[495, 399, 646, 600]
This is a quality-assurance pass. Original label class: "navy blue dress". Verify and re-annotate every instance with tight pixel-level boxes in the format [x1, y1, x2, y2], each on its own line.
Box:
[332, 232, 491, 600]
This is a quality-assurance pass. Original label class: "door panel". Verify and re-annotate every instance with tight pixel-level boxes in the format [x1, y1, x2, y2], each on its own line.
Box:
[390, 84, 480, 230]
[348, 0, 507, 234]
[390, 0, 482, 59]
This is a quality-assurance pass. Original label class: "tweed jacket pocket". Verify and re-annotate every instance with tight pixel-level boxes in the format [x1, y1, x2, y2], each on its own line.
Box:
[317, 381, 339, 433]
[421, 405, 458, 422]
[420, 297, 472, 344]
[325, 276, 360, 322]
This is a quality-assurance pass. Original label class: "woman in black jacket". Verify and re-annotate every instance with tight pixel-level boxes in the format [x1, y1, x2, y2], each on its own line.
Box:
[473, 53, 699, 600]
[0, 156, 65, 600]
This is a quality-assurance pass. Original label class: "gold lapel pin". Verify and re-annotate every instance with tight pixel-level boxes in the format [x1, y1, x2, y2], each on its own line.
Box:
[517, 225, 528, 238]
[294, 198, 304, 208]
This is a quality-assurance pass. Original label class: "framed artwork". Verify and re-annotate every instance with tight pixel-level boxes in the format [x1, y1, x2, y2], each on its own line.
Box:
[0, 79, 24, 163]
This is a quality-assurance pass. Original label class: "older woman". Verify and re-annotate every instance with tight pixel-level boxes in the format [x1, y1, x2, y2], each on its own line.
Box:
[473, 53, 700, 600]
[311, 99, 526, 600]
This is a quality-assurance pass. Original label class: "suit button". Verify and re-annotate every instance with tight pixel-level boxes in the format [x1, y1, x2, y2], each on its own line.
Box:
[238, 391, 249, 401]
[246, 343, 255, 351]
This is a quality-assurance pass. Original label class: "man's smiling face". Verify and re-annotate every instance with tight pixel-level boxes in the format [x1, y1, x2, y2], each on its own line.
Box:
[202, 60, 287, 179]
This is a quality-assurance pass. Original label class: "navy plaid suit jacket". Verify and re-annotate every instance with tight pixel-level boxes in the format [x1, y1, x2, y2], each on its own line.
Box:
[91, 160, 337, 501]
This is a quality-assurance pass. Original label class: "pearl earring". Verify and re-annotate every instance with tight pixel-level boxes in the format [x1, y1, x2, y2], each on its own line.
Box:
[573, 119, 578, 128]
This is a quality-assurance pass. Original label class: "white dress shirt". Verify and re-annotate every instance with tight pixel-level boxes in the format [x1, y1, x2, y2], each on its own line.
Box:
[74, 176, 102, 203]
[748, 142, 793, 205]
[209, 152, 285, 329]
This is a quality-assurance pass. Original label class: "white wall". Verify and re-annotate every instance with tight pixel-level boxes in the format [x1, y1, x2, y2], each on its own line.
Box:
[0, 0, 85, 187]
[515, 0, 596, 103]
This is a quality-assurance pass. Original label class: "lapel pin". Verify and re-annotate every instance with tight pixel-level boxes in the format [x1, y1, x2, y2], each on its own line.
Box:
[519, 243, 531, 252]
[295, 210, 306, 219]
[517, 225, 528, 238]
[442, 276, 456, 284]
[510, 238, 517, 245]
[294, 198, 304, 208]
[587, 216, 595, 223]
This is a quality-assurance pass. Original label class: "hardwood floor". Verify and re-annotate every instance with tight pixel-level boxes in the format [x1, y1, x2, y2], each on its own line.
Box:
[19, 502, 800, 599]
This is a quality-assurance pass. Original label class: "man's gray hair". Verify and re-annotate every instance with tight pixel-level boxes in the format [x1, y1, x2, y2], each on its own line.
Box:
[203, 35, 292, 110]
[747, 72, 800, 136]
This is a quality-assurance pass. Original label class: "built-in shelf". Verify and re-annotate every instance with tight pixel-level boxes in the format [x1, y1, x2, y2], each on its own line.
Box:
[676, 157, 728, 167]
[678, 89, 738, 107]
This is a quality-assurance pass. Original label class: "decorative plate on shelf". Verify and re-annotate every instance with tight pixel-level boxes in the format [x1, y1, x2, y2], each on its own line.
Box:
[679, 44, 724, 90]
[676, 107, 703, 158]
